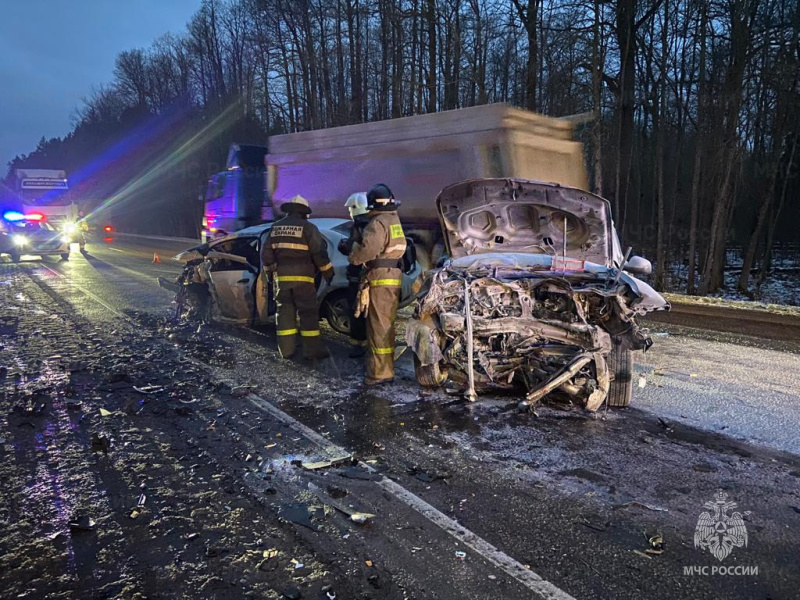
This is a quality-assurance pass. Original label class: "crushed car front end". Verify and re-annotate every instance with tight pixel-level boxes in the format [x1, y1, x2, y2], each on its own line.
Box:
[406, 178, 668, 410]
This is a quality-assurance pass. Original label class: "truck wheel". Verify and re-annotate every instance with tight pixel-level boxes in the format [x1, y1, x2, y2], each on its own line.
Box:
[414, 354, 447, 387]
[323, 291, 352, 335]
[607, 344, 633, 407]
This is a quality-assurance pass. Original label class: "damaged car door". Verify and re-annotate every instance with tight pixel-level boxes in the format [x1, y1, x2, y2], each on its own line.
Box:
[204, 236, 260, 324]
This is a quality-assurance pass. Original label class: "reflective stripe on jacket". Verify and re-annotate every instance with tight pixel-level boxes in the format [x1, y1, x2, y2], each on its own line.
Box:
[261, 214, 333, 285]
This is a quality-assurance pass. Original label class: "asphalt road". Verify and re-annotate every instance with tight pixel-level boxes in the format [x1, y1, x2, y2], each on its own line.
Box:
[3, 236, 800, 600]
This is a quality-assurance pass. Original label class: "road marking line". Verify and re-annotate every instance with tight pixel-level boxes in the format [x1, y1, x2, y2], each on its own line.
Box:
[31, 263, 576, 600]
[243, 392, 576, 600]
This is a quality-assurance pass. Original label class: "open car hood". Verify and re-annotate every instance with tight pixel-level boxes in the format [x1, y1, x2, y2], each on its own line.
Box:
[437, 179, 615, 268]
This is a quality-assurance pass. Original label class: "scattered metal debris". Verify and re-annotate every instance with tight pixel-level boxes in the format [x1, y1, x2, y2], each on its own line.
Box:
[307, 483, 375, 525]
[613, 501, 668, 513]
[301, 455, 352, 471]
[133, 385, 164, 394]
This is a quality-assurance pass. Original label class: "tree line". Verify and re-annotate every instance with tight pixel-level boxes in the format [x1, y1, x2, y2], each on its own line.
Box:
[5, 0, 799, 297]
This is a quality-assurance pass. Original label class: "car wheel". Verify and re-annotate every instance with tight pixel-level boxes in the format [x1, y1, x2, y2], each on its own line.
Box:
[61, 253, 70, 261]
[607, 344, 633, 407]
[323, 291, 352, 335]
[414, 354, 447, 387]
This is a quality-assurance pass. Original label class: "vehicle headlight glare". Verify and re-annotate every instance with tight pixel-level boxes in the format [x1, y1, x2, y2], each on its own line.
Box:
[12, 235, 28, 247]
[63, 223, 77, 235]
[61, 236, 71, 243]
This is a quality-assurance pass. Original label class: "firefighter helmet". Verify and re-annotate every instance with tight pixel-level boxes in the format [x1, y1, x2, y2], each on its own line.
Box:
[280, 194, 312, 215]
[366, 184, 396, 210]
[345, 192, 369, 219]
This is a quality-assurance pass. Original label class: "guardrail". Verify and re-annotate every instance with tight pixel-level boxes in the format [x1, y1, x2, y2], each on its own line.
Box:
[644, 298, 800, 342]
[110, 232, 201, 244]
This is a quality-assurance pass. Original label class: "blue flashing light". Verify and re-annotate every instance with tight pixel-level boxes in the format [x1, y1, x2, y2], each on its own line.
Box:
[3, 211, 25, 222]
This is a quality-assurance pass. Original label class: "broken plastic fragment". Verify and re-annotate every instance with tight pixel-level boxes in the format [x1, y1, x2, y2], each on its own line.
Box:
[350, 513, 375, 525]
[455, 551, 467, 560]
[68, 516, 96, 533]
[301, 455, 351, 470]
[99, 408, 113, 417]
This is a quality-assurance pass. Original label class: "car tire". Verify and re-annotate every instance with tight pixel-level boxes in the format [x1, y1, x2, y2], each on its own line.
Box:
[607, 344, 633, 408]
[61, 253, 70, 261]
[323, 290, 352, 335]
[413, 354, 447, 387]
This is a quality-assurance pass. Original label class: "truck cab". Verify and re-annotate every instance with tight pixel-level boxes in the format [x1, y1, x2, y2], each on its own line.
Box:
[202, 144, 275, 242]
[14, 169, 79, 231]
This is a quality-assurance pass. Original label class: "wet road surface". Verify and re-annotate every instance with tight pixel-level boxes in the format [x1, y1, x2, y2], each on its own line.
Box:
[2, 236, 799, 599]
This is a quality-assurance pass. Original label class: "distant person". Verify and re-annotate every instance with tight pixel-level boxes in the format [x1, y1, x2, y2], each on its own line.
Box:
[76, 211, 89, 253]
[261, 195, 334, 360]
[337, 192, 370, 358]
[348, 184, 406, 386]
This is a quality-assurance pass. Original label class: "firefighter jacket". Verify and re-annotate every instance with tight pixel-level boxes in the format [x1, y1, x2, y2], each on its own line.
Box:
[348, 210, 406, 284]
[339, 213, 371, 283]
[261, 214, 334, 288]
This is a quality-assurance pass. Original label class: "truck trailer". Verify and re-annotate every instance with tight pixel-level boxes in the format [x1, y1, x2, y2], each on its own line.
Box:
[265, 103, 590, 268]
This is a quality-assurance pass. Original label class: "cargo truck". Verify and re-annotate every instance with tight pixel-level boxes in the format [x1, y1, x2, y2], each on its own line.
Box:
[202, 103, 590, 266]
[202, 144, 274, 242]
[13, 169, 79, 226]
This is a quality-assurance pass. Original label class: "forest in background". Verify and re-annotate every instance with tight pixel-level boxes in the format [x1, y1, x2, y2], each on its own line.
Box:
[4, 0, 799, 298]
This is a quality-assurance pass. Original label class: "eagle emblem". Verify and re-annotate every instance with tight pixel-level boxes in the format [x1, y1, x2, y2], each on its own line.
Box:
[694, 490, 749, 561]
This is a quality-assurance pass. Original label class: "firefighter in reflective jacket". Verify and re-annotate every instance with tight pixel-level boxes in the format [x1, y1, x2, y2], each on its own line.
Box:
[337, 192, 370, 358]
[261, 195, 334, 360]
[348, 184, 406, 385]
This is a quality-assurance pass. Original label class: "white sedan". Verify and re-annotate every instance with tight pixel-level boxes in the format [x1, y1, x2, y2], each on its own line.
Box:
[166, 218, 422, 333]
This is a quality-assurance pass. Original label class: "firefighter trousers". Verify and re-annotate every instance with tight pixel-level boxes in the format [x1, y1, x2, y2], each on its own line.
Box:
[275, 283, 325, 359]
[346, 281, 367, 347]
[366, 279, 401, 382]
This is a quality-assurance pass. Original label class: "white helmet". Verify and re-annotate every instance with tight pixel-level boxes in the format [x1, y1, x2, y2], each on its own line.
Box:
[345, 192, 369, 219]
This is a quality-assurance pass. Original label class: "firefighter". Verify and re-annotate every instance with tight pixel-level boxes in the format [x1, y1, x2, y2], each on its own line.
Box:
[261, 195, 334, 360]
[348, 184, 406, 386]
[76, 211, 89, 253]
[337, 192, 370, 358]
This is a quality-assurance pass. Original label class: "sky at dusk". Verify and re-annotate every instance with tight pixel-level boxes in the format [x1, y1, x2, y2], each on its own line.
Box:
[0, 0, 200, 172]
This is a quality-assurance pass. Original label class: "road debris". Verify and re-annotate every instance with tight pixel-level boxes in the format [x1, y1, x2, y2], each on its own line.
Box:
[644, 532, 664, 555]
[454, 551, 467, 560]
[279, 503, 319, 531]
[133, 384, 164, 394]
[300, 455, 352, 470]
[337, 466, 381, 481]
[613, 501, 669, 512]
[307, 483, 375, 525]
[68, 516, 96, 534]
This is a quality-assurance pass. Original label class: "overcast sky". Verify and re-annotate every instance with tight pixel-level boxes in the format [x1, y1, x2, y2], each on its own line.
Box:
[0, 0, 200, 172]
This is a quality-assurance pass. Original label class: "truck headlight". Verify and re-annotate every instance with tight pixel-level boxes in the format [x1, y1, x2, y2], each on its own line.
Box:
[61, 236, 72, 243]
[63, 223, 78, 235]
[12, 235, 28, 247]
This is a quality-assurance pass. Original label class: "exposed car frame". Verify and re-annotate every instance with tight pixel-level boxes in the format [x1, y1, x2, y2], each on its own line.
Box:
[406, 178, 669, 410]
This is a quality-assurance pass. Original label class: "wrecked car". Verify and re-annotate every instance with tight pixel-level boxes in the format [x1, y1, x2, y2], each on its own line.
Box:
[159, 218, 422, 333]
[406, 178, 668, 410]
